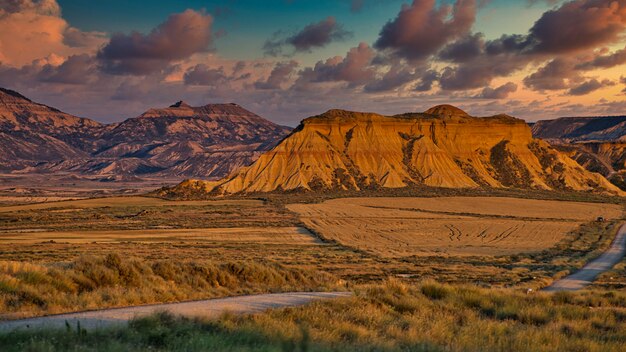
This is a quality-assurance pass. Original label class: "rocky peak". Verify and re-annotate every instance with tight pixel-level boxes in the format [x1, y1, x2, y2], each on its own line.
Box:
[169, 101, 192, 108]
[424, 104, 470, 118]
[0, 87, 32, 102]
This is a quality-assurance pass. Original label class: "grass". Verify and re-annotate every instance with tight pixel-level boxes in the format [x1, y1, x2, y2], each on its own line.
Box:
[0, 199, 297, 232]
[0, 191, 624, 349]
[0, 223, 623, 318]
[3, 280, 625, 351]
[0, 219, 620, 293]
[0, 194, 623, 324]
[0, 254, 339, 319]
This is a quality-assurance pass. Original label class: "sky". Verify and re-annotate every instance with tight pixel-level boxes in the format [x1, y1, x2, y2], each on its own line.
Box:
[0, 0, 625, 125]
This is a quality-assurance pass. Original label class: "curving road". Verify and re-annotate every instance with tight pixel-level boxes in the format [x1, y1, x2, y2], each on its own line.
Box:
[0, 291, 352, 333]
[544, 223, 626, 292]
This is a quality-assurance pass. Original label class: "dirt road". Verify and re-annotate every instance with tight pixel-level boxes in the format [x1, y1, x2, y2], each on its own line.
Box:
[0, 292, 352, 332]
[544, 224, 626, 291]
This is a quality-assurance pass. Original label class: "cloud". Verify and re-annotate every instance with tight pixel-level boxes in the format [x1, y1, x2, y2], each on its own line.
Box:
[576, 46, 626, 69]
[528, 0, 626, 54]
[294, 42, 375, 89]
[63, 27, 107, 48]
[0, 0, 106, 66]
[38, 54, 96, 84]
[0, 0, 60, 16]
[263, 17, 351, 56]
[97, 9, 213, 75]
[567, 78, 615, 95]
[363, 63, 422, 92]
[436, 0, 626, 93]
[414, 70, 440, 91]
[523, 58, 580, 91]
[374, 0, 476, 61]
[474, 82, 518, 99]
[438, 54, 527, 91]
[183, 64, 229, 86]
[254, 60, 298, 90]
[489, 0, 626, 56]
[438, 33, 484, 63]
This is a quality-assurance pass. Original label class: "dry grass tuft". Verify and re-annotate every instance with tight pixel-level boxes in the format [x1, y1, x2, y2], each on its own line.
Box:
[3, 280, 625, 351]
[0, 254, 339, 319]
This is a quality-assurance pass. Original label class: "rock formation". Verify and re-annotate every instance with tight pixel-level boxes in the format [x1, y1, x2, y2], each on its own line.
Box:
[532, 115, 626, 190]
[192, 106, 620, 195]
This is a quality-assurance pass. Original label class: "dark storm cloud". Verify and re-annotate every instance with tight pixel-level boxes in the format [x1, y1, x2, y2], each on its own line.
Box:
[474, 82, 518, 99]
[97, 10, 214, 75]
[263, 17, 352, 56]
[374, 0, 476, 61]
[567, 78, 615, 95]
[254, 60, 298, 90]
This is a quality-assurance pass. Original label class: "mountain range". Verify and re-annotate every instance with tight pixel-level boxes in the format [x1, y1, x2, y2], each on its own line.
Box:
[2, 87, 623, 196]
[532, 115, 626, 190]
[0, 88, 291, 180]
[165, 105, 621, 196]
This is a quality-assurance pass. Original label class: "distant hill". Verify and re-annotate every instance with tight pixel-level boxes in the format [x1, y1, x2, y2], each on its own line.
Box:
[532, 115, 626, 190]
[0, 88, 291, 180]
[167, 105, 621, 196]
[0, 88, 104, 171]
[532, 115, 626, 142]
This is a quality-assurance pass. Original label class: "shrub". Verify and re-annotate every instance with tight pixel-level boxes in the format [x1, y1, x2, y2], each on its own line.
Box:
[420, 282, 450, 300]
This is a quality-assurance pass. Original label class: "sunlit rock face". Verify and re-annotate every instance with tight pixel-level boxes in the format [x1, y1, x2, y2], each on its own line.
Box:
[209, 106, 621, 195]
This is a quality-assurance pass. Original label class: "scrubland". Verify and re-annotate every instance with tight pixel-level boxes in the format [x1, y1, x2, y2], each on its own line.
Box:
[3, 279, 625, 351]
[0, 191, 624, 350]
[0, 254, 337, 320]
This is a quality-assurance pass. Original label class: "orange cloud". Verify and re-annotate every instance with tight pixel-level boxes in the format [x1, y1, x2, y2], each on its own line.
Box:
[0, 0, 106, 66]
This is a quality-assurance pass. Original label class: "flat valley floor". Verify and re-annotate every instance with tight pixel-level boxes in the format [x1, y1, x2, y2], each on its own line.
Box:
[0, 193, 623, 289]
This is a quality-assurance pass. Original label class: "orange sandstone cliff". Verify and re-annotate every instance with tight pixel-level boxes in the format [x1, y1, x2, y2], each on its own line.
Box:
[168, 105, 622, 195]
